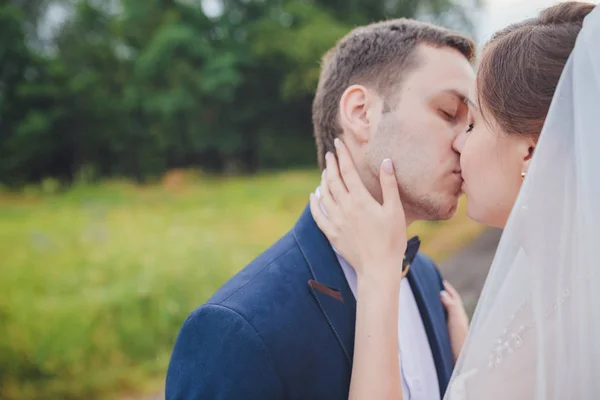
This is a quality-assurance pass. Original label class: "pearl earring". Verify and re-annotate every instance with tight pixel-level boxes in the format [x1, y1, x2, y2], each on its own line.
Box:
[521, 172, 526, 180]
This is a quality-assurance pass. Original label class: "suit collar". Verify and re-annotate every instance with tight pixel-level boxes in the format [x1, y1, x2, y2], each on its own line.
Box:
[293, 205, 356, 364]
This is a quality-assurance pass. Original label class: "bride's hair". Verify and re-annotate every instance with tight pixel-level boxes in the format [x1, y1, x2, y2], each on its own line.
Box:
[476, 1, 596, 138]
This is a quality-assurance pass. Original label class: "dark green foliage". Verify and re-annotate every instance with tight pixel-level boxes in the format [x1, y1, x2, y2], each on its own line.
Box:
[0, 0, 475, 186]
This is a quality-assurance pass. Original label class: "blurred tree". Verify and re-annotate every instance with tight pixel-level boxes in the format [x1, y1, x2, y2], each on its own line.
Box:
[0, 0, 477, 185]
[0, 2, 70, 184]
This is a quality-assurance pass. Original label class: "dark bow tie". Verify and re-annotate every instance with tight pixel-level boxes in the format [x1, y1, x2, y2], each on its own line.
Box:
[402, 236, 420, 271]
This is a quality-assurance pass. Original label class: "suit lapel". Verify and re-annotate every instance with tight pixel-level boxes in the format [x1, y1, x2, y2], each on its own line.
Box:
[292, 204, 453, 391]
[293, 205, 356, 364]
[407, 257, 454, 395]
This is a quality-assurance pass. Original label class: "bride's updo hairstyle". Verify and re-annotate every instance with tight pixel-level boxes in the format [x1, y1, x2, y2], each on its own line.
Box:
[476, 1, 596, 137]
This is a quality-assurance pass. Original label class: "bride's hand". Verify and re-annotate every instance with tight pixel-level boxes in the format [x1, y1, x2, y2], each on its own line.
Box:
[309, 138, 407, 281]
[441, 280, 470, 362]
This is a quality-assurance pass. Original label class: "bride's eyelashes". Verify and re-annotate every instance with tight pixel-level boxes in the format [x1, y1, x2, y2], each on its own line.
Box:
[466, 123, 474, 133]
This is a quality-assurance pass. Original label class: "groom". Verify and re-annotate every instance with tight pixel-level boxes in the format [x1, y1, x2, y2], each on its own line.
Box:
[166, 18, 475, 399]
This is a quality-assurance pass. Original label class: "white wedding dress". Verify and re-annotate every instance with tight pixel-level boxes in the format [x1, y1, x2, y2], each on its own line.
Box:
[445, 6, 600, 399]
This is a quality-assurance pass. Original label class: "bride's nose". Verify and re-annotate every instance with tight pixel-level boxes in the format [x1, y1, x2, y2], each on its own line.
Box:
[452, 129, 467, 154]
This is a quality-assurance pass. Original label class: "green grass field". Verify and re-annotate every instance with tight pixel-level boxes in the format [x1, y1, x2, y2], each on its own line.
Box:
[0, 170, 484, 400]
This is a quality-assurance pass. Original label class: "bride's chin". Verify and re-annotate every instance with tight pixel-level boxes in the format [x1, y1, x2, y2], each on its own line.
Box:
[463, 195, 486, 225]
[465, 203, 480, 224]
[465, 199, 507, 229]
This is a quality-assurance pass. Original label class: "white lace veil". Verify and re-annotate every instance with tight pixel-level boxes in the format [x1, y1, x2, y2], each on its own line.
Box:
[445, 6, 600, 399]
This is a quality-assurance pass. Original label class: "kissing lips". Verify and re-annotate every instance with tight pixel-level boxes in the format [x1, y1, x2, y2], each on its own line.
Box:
[452, 169, 464, 194]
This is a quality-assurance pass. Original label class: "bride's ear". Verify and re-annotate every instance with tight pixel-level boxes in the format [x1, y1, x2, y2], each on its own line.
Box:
[339, 85, 377, 144]
[519, 137, 537, 176]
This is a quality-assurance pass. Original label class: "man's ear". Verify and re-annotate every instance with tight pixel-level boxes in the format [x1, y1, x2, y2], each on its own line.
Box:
[339, 85, 376, 144]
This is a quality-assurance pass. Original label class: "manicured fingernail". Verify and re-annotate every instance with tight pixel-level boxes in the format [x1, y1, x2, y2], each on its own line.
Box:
[334, 138, 340, 148]
[440, 290, 449, 299]
[382, 158, 394, 175]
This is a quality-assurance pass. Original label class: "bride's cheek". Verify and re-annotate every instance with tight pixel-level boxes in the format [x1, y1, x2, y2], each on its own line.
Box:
[459, 144, 476, 182]
[462, 131, 490, 178]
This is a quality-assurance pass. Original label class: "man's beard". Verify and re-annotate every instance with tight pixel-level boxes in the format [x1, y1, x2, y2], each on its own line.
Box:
[398, 183, 459, 222]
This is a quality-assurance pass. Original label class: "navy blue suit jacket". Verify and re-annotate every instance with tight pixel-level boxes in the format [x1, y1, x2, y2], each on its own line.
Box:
[166, 205, 454, 399]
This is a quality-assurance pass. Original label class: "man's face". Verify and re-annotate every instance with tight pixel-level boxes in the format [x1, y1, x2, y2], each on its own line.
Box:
[367, 45, 474, 221]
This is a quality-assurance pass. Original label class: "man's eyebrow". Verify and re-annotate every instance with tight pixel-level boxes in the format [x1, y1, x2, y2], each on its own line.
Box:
[442, 89, 476, 109]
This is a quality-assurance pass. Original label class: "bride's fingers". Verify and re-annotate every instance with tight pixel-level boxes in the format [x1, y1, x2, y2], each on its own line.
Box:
[319, 169, 337, 218]
[334, 138, 369, 200]
[440, 290, 453, 308]
[325, 152, 348, 204]
[379, 159, 403, 213]
[443, 280, 462, 303]
[310, 192, 337, 239]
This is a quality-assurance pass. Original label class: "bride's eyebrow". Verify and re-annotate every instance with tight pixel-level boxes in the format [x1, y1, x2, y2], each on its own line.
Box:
[462, 97, 479, 110]
[464, 97, 477, 110]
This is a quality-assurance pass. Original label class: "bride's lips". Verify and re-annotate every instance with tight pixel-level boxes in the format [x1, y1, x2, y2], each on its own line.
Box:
[452, 169, 465, 192]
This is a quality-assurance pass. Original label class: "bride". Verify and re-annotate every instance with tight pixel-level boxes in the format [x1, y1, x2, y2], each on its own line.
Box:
[310, 2, 600, 399]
